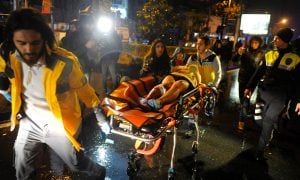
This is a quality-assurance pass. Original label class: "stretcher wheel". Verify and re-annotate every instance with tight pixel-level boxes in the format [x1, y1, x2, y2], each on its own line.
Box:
[134, 135, 163, 156]
[168, 168, 176, 180]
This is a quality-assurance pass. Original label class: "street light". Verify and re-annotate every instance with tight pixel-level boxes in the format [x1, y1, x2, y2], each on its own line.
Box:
[280, 18, 288, 24]
[271, 18, 289, 36]
[97, 16, 113, 34]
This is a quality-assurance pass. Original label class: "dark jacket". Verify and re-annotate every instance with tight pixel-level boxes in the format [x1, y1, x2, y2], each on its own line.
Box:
[61, 30, 91, 73]
[140, 56, 170, 78]
[247, 45, 300, 102]
[235, 48, 264, 84]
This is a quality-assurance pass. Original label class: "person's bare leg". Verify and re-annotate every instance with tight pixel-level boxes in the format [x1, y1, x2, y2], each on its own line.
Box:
[145, 75, 175, 99]
[157, 80, 189, 105]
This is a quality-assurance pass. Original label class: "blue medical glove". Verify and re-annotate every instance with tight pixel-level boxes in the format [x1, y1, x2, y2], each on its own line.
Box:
[94, 107, 111, 135]
[0, 90, 11, 102]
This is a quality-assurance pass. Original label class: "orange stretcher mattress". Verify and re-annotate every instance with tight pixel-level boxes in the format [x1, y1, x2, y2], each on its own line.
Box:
[101, 76, 178, 129]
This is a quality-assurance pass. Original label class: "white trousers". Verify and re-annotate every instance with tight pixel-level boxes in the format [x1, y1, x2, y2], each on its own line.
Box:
[14, 116, 105, 180]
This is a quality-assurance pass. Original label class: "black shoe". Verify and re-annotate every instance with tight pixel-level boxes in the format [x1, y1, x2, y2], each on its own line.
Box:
[255, 150, 266, 161]
[264, 146, 272, 155]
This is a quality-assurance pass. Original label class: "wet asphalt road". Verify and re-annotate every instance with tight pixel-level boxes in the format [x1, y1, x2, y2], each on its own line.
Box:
[1, 69, 300, 180]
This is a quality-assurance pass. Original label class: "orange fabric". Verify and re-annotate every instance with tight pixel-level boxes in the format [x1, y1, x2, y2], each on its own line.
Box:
[101, 75, 178, 128]
[136, 138, 162, 156]
[102, 76, 157, 113]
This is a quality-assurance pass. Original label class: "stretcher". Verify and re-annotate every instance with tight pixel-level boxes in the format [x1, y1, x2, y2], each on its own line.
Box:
[101, 75, 216, 179]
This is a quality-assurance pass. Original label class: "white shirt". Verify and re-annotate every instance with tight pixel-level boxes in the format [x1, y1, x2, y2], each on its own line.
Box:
[20, 55, 58, 128]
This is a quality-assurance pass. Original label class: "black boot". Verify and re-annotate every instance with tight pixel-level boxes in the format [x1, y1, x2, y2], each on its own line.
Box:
[255, 150, 266, 161]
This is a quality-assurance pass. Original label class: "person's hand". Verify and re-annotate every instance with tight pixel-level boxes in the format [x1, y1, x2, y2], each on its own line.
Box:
[295, 103, 300, 115]
[94, 107, 111, 135]
[98, 121, 111, 135]
[238, 46, 246, 55]
[244, 89, 252, 99]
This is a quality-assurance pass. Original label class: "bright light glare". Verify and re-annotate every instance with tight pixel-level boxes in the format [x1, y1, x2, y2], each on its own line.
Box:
[240, 14, 271, 35]
[280, 18, 288, 24]
[97, 17, 113, 33]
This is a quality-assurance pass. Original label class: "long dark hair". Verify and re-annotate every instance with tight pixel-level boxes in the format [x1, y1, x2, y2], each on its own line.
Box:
[4, 8, 56, 49]
[145, 38, 169, 60]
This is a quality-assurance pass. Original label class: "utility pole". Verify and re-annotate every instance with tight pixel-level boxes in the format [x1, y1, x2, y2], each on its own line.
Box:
[233, 0, 242, 50]
[13, 0, 18, 10]
[24, 0, 28, 7]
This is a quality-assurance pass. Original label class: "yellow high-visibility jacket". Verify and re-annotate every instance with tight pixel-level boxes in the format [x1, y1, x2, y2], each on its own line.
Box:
[0, 46, 100, 151]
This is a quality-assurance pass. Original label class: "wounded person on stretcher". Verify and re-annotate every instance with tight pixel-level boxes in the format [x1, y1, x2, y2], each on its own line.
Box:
[139, 64, 206, 110]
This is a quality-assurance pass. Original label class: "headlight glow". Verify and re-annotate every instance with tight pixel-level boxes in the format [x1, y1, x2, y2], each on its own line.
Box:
[97, 16, 113, 33]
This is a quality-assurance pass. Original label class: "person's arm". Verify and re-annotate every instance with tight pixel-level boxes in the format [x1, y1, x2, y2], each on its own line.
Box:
[187, 64, 201, 85]
[231, 46, 245, 63]
[67, 53, 110, 134]
[293, 63, 300, 115]
[0, 46, 11, 102]
[212, 55, 222, 87]
[244, 58, 267, 97]
[0, 74, 11, 102]
[140, 57, 150, 77]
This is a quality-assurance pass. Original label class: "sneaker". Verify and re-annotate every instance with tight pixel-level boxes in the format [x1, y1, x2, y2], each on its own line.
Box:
[139, 97, 149, 107]
[166, 128, 173, 133]
[147, 99, 161, 110]
[264, 145, 272, 155]
[138, 97, 151, 111]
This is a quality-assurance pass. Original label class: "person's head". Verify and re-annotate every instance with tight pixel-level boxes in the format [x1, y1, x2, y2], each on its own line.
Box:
[273, 28, 294, 49]
[249, 35, 263, 50]
[172, 47, 185, 61]
[176, 52, 184, 61]
[69, 19, 78, 33]
[149, 38, 168, 58]
[4, 8, 56, 66]
[78, 14, 94, 33]
[196, 35, 210, 53]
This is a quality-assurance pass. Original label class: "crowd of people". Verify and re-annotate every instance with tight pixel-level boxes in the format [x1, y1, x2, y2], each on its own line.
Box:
[0, 7, 299, 179]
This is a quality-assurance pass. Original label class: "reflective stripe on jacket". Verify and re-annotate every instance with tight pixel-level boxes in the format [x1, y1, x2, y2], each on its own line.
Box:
[0, 46, 100, 151]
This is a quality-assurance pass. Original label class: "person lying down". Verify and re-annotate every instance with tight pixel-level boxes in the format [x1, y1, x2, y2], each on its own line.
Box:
[139, 64, 205, 110]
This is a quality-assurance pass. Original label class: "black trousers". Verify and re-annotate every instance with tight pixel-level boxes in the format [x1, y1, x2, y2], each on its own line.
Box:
[257, 86, 286, 150]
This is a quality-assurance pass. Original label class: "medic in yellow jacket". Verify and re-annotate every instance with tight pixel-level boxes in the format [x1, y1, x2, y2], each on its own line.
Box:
[0, 45, 102, 151]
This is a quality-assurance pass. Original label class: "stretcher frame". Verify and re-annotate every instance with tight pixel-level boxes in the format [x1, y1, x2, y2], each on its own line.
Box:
[101, 76, 215, 179]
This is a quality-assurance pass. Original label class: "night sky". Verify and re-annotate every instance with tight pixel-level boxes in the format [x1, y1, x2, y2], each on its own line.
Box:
[182, 0, 299, 38]
[1, 0, 299, 38]
[246, 0, 300, 38]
